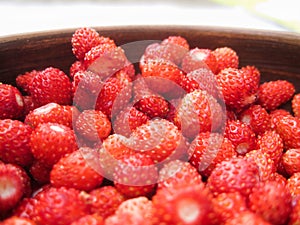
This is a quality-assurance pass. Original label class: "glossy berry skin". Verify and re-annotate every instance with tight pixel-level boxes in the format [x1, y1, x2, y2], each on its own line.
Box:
[257, 80, 295, 111]
[292, 93, 300, 118]
[0, 119, 34, 167]
[28, 67, 72, 106]
[224, 211, 271, 225]
[289, 197, 300, 225]
[30, 122, 78, 167]
[207, 156, 259, 197]
[282, 148, 300, 176]
[16, 70, 39, 94]
[212, 47, 239, 73]
[286, 172, 300, 198]
[248, 180, 292, 225]
[0, 84, 24, 119]
[70, 214, 104, 225]
[29, 160, 51, 184]
[69, 60, 86, 79]
[0, 216, 36, 225]
[269, 109, 291, 130]
[50, 150, 104, 191]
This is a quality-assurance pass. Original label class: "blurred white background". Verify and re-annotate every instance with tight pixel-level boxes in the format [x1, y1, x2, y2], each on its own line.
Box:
[0, 0, 298, 36]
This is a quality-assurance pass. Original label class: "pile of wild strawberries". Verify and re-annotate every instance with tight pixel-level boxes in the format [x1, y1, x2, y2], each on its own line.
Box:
[0, 27, 300, 225]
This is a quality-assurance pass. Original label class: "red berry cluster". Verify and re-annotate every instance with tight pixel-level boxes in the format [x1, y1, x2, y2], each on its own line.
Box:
[0, 27, 300, 225]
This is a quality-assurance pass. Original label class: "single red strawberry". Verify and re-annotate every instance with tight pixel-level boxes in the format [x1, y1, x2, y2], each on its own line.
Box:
[240, 65, 261, 87]
[157, 159, 204, 190]
[29, 160, 51, 184]
[31, 187, 90, 225]
[275, 115, 300, 149]
[71, 27, 114, 60]
[248, 180, 292, 225]
[0, 163, 31, 213]
[113, 152, 158, 198]
[152, 183, 215, 225]
[0, 119, 33, 167]
[224, 211, 271, 225]
[28, 67, 72, 106]
[132, 77, 169, 119]
[0, 216, 36, 225]
[216, 67, 259, 112]
[112, 106, 149, 137]
[50, 150, 104, 191]
[239, 104, 270, 135]
[286, 172, 300, 198]
[88, 186, 125, 219]
[70, 214, 104, 225]
[245, 150, 276, 181]
[174, 89, 224, 140]
[75, 109, 111, 143]
[257, 80, 295, 111]
[212, 47, 239, 73]
[24, 102, 77, 129]
[30, 122, 78, 167]
[212, 192, 247, 224]
[292, 93, 300, 118]
[188, 132, 237, 177]
[224, 120, 257, 155]
[69, 60, 86, 79]
[176, 73, 200, 95]
[129, 118, 185, 163]
[269, 109, 291, 130]
[182, 48, 218, 74]
[0, 84, 24, 119]
[282, 148, 300, 176]
[16, 70, 39, 94]
[105, 196, 153, 225]
[207, 156, 259, 197]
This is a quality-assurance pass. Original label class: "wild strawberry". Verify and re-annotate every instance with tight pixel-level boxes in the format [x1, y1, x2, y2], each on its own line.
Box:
[286, 172, 300, 198]
[95, 77, 132, 118]
[174, 89, 224, 140]
[105, 196, 153, 225]
[21, 96, 38, 119]
[0, 84, 24, 119]
[69, 60, 86, 79]
[132, 77, 169, 119]
[257, 80, 295, 111]
[176, 73, 199, 95]
[24, 103, 77, 129]
[16, 70, 39, 94]
[88, 186, 125, 219]
[289, 197, 300, 225]
[207, 156, 259, 197]
[31, 187, 90, 225]
[71, 27, 114, 60]
[212, 47, 239, 73]
[113, 152, 158, 198]
[152, 183, 215, 225]
[248, 180, 292, 225]
[269, 109, 291, 130]
[129, 118, 185, 163]
[28, 67, 72, 106]
[75, 109, 111, 143]
[112, 106, 149, 137]
[50, 150, 104, 191]
[0, 163, 31, 213]
[282, 148, 300, 176]
[212, 192, 247, 224]
[141, 43, 174, 64]
[0, 216, 36, 225]
[30, 122, 78, 167]
[224, 211, 271, 225]
[188, 132, 236, 177]
[224, 120, 257, 155]
[182, 48, 218, 74]
[216, 67, 259, 112]
[29, 160, 51, 184]
[275, 115, 300, 149]
[239, 104, 270, 135]
[157, 159, 203, 190]
[240, 65, 261, 87]
[292, 93, 300, 118]
[256, 130, 283, 166]
[0, 119, 33, 167]
[245, 150, 276, 181]
[70, 214, 104, 225]
[13, 197, 37, 220]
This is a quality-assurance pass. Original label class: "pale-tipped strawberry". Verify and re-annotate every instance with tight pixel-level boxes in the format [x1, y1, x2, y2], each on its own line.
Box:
[257, 80, 295, 111]
[188, 132, 237, 177]
[282, 148, 300, 176]
[182, 48, 218, 74]
[28, 67, 72, 106]
[88, 186, 125, 219]
[0, 119, 33, 167]
[207, 156, 259, 197]
[224, 120, 257, 155]
[239, 104, 270, 135]
[50, 150, 104, 191]
[248, 180, 292, 225]
[212, 46, 239, 73]
[30, 122, 78, 167]
[0, 84, 24, 119]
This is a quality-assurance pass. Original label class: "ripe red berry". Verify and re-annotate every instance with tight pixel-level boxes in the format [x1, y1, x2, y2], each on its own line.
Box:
[212, 47, 239, 73]
[69, 60, 86, 79]
[292, 93, 300, 118]
[282, 148, 300, 176]
[16, 70, 39, 94]
[70, 214, 104, 225]
[224, 211, 271, 225]
[286, 172, 300, 198]
[0, 216, 36, 225]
